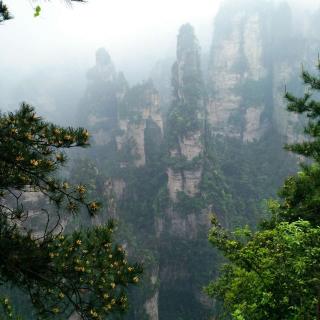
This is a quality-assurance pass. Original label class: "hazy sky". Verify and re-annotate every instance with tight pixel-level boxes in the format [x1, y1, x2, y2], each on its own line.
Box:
[2, 0, 319, 79]
[0, 0, 223, 115]
[2, 0, 320, 115]
[1, 0, 221, 75]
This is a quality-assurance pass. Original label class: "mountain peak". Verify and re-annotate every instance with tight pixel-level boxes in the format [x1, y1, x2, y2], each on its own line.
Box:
[95, 47, 112, 66]
[87, 47, 116, 83]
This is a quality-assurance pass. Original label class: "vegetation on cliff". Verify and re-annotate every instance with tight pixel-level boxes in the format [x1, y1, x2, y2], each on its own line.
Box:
[207, 62, 320, 320]
[3, 1, 320, 319]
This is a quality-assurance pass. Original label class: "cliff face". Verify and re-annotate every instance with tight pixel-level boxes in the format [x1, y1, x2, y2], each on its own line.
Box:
[77, 49, 165, 320]
[116, 81, 163, 167]
[77, 28, 214, 318]
[78, 48, 163, 170]
[164, 23, 208, 241]
[166, 24, 205, 202]
[207, 2, 268, 141]
[155, 25, 217, 320]
[79, 48, 125, 142]
[74, 2, 320, 319]
[207, 0, 317, 143]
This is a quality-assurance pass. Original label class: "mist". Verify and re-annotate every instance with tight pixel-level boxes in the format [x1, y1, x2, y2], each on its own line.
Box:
[2, 0, 320, 120]
[0, 0, 222, 120]
[3, 1, 320, 319]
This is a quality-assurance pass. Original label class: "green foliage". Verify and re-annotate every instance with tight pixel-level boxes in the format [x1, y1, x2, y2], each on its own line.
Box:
[0, 103, 98, 214]
[166, 23, 204, 142]
[166, 154, 202, 172]
[201, 131, 296, 228]
[118, 81, 156, 124]
[174, 192, 204, 215]
[33, 6, 41, 18]
[158, 235, 217, 320]
[207, 61, 320, 319]
[0, 1, 11, 22]
[71, 17, 302, 319]
[207, 219, 320, 320]
[285, 68, 320, 162]
[0, 297, 22, 319]
[166, 101, 202, 142]
[269, 163, 320, 226]
[0, 104, 142, 319]
[0, 1, 85, 22]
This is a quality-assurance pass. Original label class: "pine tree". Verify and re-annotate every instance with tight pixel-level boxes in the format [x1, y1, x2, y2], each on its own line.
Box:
[0, 104, 142, 319]
[0, 0, 84, 21]
[0, 1, 10, 22]
[274, 63, 320, 225]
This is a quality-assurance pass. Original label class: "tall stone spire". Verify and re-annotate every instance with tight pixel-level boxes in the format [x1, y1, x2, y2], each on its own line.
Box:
[166, 23, 204, 201]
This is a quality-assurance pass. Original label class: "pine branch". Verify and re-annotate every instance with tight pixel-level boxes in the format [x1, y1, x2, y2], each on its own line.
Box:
[0, 1, 11, 22]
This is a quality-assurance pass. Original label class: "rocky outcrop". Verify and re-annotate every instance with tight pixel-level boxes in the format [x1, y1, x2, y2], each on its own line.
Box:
[272, 61, 304, 143]
[87, 48, 117, 83]
[206, 0, 320, 143]
[79, 49, 163, 169]
[243, 14, 266, 80]
[180, 131, 202, 161]
[144, 292, 159, 320]
[166, 208, 210, 239]
[273, 63, 295, 139]
[207, 2, 269, 141]
[111, 178, 126, 199]
[77, 50, 165, 320]
[167, 166, 203, 201]
[74, 3, 320, 319]
[78, 48, 128, 146]
[184, 168, 202, 196]
[115, 81, 163, 167]
[144, 266, 160, 320]
[167, 24, 204, 202]
[243, 106, 264, 142]
[207, 11, 245, 138]
[167, 168, 183, 202]
[206, 98, 241, 138]
[116, 120, 146, 167]
[167, 130, 203, 201]
[150, 58, 174, 113]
